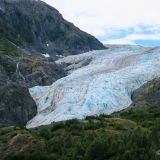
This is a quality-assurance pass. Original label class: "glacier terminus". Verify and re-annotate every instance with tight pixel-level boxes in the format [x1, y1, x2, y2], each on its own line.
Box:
[26, 45, 160, 128]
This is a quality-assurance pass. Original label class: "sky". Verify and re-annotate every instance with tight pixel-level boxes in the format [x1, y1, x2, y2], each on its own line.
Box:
[43, 0, 160, 46]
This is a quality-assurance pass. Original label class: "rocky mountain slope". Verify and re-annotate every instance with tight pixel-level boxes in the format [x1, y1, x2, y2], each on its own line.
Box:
[27, 45, 160, 128]
[131, 78, 160, 109]
[0, 0, 105, 58]
[0, 38, 66, 87]
[0, 0, 106, 126]
[0, 82, 37, 126]
[0, 38, 66, 126]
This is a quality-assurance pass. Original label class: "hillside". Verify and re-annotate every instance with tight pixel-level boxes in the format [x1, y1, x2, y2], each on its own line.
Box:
[0, 0, 105, 58]
[0, 105, 160, 160]
[0, 38, 66, 126]
[0, 0, 106, 127]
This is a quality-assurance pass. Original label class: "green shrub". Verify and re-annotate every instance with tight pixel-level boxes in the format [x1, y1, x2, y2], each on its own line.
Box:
[2, 107, 160, 160]
[0, 38, 21, 57]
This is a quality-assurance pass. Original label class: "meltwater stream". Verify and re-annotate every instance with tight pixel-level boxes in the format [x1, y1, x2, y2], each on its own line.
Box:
[26, 45, 160, 128]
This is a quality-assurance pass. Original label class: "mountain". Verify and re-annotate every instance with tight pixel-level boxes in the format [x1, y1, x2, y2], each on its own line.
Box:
[0, 0, 105, 58]
[0, 38, 66, 85]
[0, 82, 37, 126]
[0, 38, 66, 126]
[0, 0, 106, 126]
[130, 78, 160, 109]
[26, 45, 160, 128]
[0, 1, 160, 159]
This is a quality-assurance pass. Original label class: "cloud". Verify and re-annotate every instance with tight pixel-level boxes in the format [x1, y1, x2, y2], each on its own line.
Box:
[104, 38, 135, 45]
[126, 34, 160, 40]
[43, 0, 160, 45]
[104, 33, 160, 45]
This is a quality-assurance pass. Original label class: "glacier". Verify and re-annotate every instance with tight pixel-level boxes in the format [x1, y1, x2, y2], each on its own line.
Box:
[26, 45, 160, 128]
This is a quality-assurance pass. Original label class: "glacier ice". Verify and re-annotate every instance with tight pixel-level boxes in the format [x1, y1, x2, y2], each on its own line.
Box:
[26, 45, 160, 128]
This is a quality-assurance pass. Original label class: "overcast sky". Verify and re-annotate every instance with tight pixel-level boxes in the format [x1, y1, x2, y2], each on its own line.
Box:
[43, 0, 160, 46]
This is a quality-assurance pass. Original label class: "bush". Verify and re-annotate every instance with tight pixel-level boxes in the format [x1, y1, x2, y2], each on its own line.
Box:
[3, 107, 160, 160]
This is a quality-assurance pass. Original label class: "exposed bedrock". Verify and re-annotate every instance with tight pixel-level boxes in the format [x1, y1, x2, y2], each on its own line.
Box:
[0, 82, 37, 126]
[130, 78, 160, 109]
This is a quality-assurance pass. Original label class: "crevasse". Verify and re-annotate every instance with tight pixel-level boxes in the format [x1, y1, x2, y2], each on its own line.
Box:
[26, 45, 160, 128]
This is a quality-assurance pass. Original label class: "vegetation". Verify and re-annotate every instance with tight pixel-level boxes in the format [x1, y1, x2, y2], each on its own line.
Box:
[0, 38, 23, 74]
[1, 106, 160, 160]
[0, 38, 21, 57]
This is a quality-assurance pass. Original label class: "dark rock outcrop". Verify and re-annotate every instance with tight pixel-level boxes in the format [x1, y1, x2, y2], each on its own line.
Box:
[0, 37, 67, 86]
[0, 0, 105, 58]
[130, 78, 160, 109]
[0, 52, 66, 87]
[0, 82, 37, 126]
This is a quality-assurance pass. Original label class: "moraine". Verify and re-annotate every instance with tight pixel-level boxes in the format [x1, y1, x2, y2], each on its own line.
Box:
[26, 45, 160, 128]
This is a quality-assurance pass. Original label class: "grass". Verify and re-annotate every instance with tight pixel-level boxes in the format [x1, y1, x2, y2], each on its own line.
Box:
[0, 38, 21, 57]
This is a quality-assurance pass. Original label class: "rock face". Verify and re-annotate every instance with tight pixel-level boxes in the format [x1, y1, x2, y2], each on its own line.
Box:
[130, 78, 160, 109]
[0, 0, 105, 127]
[0, 37, 66, 86]
[26, 45, 160, 128]
[0, 39, 66, 126]
[0, 0, 105, 58]
[0, 82, 37, 126]
[0, 53, 66, 87]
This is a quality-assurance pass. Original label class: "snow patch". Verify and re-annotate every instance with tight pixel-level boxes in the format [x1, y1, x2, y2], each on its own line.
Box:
[56, 54, 65, 58]
[42, 53, 50, 58]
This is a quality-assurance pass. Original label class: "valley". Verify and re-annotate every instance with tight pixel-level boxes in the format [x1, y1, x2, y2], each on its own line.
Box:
[0, 0, 160, 160]
[27, 45, 160, 128]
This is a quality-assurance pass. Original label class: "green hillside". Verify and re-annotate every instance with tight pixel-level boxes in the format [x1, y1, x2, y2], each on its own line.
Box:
[1, 106, 159, 160]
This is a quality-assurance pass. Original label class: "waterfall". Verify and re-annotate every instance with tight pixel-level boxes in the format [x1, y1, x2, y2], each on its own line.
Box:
[16, 62, 25, 81]
[16, 62, 19, 73]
